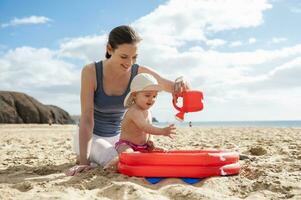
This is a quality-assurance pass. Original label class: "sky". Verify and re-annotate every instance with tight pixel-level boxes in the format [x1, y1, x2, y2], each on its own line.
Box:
[1, 0, 301, 122]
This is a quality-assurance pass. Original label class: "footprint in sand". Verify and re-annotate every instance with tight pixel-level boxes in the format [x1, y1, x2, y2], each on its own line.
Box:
[249, 146, 267, 156]
[33, 166, 60, 175]
[12, 182, 33, 192]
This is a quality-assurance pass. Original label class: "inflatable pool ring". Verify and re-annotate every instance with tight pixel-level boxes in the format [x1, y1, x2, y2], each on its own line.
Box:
[118, 149, 240, 178]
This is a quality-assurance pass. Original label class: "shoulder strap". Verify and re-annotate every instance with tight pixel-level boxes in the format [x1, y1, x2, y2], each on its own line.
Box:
[130, 64, 139, 82]
[94, 61, 103, 93]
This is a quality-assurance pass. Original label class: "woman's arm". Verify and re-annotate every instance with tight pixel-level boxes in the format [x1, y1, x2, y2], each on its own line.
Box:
[139, 66, 190, 97]
[78, 64, 96, 165]
[138, 66, 174, 93]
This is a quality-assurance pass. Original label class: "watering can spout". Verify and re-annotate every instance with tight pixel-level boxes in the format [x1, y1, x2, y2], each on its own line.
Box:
[175, 111, 185, 121]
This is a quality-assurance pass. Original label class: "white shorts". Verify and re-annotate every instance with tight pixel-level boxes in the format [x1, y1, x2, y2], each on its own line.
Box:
[72, 126, 119, 166]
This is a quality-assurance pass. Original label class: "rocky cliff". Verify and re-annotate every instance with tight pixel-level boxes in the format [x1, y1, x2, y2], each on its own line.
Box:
[0, 91, 74, 124]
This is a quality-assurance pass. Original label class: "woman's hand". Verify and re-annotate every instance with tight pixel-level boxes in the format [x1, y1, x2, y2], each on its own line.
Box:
[65, 164, 94, 176]
[173, 76, 190, 99]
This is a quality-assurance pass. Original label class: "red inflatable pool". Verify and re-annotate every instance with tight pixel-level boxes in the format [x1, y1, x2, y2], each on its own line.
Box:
[118, 149, 240, 178]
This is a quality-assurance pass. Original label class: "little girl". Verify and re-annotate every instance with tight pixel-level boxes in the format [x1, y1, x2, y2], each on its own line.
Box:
[115, 73, 176, 154]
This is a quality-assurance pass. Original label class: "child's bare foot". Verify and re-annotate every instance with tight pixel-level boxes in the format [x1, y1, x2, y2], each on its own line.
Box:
[104, 157, 119, 171]
[151, 147, 166, 152]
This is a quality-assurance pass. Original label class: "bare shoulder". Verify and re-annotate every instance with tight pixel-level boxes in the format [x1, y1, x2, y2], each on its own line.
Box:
[82, 63, 96, 76]
[126, 107, 144, 118]
[126, 107, 139, 117]
[81, 63, 97, 91]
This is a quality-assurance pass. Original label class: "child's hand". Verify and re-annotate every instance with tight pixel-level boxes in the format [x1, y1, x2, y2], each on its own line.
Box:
[162, 124, 176, 138]
[146, 140, 166, 152]
[146, 140, 155, 151]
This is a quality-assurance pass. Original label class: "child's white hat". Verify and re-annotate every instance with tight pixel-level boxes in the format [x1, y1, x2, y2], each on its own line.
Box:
[124, 73, 161, 107]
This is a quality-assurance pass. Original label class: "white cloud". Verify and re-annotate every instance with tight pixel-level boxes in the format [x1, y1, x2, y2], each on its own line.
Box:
[248, 37, 257, 44]
[271, 37, 287, 44]
[0, 47, 80, 104]
[58, 34, 107, 62]
[205, 39, 227, 48]
[229, 41, 243, 47]
[133, 0, 272, 47]
[1, 16, 52, 28]
[259, 56, 301, 89]
[2, 46, 79, 87]
[289, 6, 301, 13]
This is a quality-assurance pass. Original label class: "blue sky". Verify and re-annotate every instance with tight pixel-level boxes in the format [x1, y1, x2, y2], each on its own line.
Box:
[0, 0, 166, 49]
[1, 0, 301, 122]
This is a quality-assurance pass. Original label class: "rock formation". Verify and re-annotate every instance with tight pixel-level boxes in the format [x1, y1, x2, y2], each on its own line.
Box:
[0, 91, 74, 124]
[152, 117, 159, 123]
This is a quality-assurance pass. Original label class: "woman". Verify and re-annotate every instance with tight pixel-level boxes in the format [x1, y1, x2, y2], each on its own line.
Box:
[67, 25, 189, 176]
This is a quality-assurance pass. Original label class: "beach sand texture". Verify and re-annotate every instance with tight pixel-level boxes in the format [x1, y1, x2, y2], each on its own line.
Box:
[0, 124, 300, 200]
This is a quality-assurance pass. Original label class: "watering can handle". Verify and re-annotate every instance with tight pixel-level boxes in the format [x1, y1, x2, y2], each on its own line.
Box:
[172, 96, 182, 111]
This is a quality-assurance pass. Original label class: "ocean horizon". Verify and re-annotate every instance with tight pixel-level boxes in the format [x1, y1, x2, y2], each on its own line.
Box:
[154, 120, 301, 128]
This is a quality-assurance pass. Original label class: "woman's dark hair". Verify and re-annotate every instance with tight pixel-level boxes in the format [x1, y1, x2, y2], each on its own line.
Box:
[105, 25, 142, 58]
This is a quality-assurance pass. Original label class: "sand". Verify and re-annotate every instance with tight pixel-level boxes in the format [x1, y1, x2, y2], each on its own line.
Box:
[0, 124, 300, 200]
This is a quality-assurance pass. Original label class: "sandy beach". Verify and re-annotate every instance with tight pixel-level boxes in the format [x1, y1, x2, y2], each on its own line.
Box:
[0, 124, 300, 200]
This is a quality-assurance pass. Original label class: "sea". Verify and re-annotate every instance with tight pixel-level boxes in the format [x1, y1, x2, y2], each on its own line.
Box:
[153, 120, 301, 128]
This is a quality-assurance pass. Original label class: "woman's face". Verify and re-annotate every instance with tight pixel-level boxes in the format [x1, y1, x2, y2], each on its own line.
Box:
[108, 43, 138, 71]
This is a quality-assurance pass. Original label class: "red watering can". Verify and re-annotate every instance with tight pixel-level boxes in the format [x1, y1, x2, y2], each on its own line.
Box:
[172, 90, 204, 121]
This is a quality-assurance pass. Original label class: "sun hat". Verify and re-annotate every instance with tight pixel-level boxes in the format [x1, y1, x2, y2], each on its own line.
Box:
[124, 73, 162, 107]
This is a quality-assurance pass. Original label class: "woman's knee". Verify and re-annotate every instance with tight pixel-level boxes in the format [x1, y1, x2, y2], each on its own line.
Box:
[90, 139, 118, 166]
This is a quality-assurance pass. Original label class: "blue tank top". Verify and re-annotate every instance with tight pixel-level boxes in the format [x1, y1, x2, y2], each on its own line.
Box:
[93, 61, 139, 137]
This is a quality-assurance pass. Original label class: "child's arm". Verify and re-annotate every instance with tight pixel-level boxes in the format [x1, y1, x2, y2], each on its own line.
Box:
[130, 109, 176, 138]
